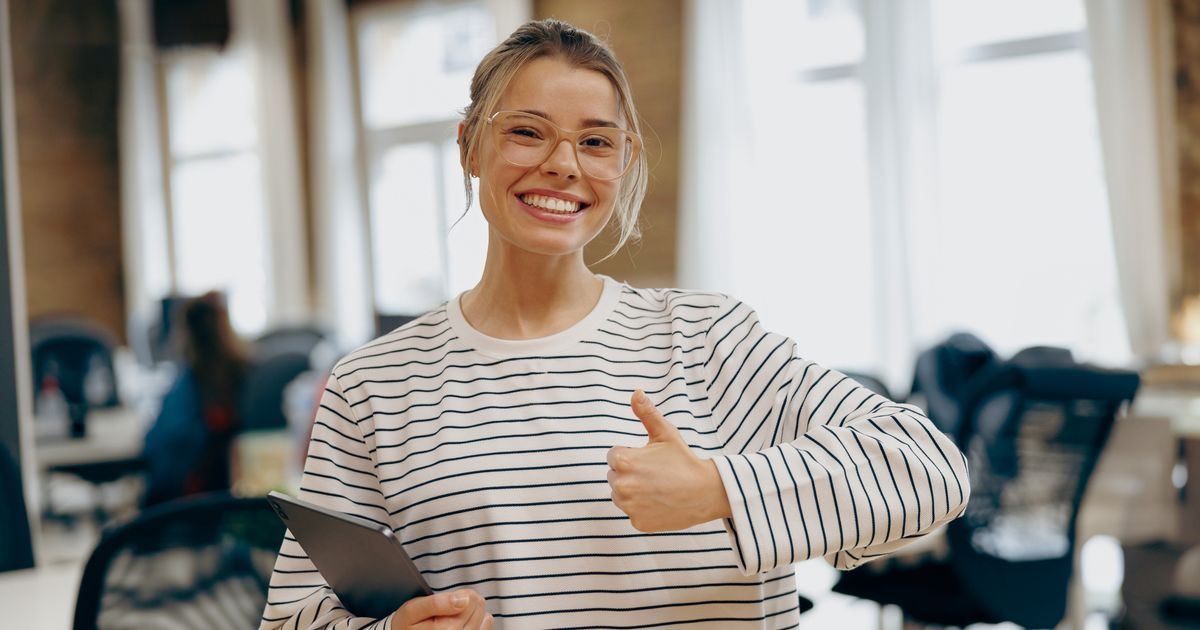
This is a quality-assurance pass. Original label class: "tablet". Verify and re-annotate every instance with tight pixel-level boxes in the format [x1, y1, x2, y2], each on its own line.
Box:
[266, 491, 432, 619]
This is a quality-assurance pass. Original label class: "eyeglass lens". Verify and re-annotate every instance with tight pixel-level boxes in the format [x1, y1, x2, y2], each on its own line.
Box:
[493, 113, 633, 180]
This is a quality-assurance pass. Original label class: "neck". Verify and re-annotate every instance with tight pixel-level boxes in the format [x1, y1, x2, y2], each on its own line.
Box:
[460, 234, 604, 340]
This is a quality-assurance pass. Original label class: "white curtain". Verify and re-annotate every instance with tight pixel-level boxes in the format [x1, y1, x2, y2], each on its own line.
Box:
[231, 0, 310, 327]
[120, 0, 312, 337]
[1085, 0, 1177, 362]
[306, 0, 374, 350]
[677, 0, 751, 293]
[117, 0, 171, 356]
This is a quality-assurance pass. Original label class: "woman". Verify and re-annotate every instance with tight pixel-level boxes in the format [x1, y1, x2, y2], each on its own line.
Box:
[262, 19, 969, 629]
[143, 292, 248, 506]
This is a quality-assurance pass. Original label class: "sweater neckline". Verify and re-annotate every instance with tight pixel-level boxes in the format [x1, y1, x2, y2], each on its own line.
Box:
[447, 275, 622, 358]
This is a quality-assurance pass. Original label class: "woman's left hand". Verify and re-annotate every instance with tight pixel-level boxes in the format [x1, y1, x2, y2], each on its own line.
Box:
[606, 390, 733, 532]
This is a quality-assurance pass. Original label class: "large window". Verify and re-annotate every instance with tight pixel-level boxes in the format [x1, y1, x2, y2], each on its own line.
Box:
[923, 0, 1126, 364]
[738, 0, 878, 372]
[353, 1, 496, 318]
[162, 48, 270, 333]
[735, 0, 1127, 382]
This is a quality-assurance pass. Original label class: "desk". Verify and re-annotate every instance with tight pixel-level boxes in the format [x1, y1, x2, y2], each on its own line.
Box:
[1129, 388, 1200, 439]
[1128, 387, 1200, 545]
[34, 407, 146, 525]
[1068, 394, 1193, 628]
[0, 562, 81, 629]
[34, 406, 144, 470]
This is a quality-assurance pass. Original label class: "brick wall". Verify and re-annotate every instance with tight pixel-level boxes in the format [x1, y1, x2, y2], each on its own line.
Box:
[533, 0, 682, 288]
[1176, 0, 1200, 305]
[8, 0, 125, 341]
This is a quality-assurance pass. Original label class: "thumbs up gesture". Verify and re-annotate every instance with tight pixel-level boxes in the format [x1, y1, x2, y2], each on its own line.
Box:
[606, 390, 733, 532]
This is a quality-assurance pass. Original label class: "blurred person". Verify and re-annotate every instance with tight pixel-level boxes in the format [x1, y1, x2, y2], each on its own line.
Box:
[142, 291, 249, 506]
[263, 19, 969, 630]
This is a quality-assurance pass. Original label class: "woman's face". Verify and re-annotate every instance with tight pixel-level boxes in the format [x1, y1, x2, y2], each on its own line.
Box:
[470, 57, 623, 259]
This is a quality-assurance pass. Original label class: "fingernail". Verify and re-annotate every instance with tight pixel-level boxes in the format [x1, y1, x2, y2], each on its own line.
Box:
[453, 594, 468, 607]
[634, 390, 646, 404]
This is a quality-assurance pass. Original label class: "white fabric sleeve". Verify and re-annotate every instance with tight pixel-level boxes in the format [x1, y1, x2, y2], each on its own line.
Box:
[702, 299, 970, 574]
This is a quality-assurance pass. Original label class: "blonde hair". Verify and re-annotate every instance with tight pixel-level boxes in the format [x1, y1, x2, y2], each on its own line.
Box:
[459, 19, 648, 259]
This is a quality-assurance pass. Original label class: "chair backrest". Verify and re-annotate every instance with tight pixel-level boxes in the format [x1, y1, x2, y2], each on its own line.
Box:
[239, 351, 311, 432]
[73, 493, 286, 630]
[30, 317, 120, 409]
[1009, 345, 1075, 368]
[947, 363, 1139, 628]
[253, 325, 327, 361]
[908, 332, 998, 442]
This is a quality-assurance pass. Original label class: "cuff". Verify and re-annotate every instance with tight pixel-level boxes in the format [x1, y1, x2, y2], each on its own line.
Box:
[711, 453, 761, 575]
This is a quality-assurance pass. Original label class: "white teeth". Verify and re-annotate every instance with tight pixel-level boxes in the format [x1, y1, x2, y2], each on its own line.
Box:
[521, 193, 581, 214]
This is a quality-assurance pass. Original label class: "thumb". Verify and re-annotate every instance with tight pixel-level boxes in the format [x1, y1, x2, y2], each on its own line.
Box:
[632, 390, 679, 443]
[405, 590, 469, 620]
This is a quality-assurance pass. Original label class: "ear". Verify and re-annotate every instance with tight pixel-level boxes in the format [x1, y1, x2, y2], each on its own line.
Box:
[457, 121, 478, 177]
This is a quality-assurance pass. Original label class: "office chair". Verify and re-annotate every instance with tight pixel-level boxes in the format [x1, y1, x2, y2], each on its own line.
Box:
[73, 492, 285, 630]
[906, 332, 998, 443]
[30, 316, 121, 418]
[833, 362, 1139, 629]
[1009, 345, 1075, 368]
[239, 350, 311, 432]
[30, 317, 143, 523]
[253, 325, 328, 361]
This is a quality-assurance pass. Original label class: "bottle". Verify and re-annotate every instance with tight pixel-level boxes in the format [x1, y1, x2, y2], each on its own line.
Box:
[83, 353, 113, 408]
[35, 373, 69, 440]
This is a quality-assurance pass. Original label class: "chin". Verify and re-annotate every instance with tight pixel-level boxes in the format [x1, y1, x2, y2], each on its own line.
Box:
[510, 233, 594, 258]
[501, 209, 612, 258]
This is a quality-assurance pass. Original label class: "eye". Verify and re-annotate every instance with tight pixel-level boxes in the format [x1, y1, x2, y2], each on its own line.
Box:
[507, 126, 544, 140]
[580, 134, 615, 149]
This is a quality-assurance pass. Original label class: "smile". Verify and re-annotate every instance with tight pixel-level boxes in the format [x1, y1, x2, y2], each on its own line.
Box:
[519, 193, 587, 215]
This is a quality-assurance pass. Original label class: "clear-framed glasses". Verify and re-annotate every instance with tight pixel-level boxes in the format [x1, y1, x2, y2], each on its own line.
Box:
[486, 110, 642, 181]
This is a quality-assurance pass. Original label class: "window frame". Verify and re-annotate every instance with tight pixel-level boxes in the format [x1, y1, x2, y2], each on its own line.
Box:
[155, 45, 270, 334]
[776, 0, 1118, 384]
[348, 0, 529, 322]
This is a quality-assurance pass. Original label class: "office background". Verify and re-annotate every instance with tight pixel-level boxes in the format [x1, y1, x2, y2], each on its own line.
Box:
[1, 0, 1198, 628]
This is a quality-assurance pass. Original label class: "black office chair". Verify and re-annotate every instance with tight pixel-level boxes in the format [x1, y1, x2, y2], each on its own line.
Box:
[30, 316, 121, 424]
[907, 332, 998, 443]
[253, 325, 328, 361]
[1009, 345, 1075, 368]
[30, 317, 143, 524]
[73, 492, 285, 630]
[239, 351, 311, 432]
[834, 362, 1139, 628]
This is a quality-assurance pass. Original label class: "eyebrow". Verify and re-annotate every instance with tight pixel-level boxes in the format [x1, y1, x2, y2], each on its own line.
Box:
[517, 109, 620, 129]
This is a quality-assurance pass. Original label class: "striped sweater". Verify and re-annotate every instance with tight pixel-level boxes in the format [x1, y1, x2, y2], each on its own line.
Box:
[261, 277, 970, 629]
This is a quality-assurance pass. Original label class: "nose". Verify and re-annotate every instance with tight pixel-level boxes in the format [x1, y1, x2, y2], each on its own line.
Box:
[539, 138, 580, 180]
